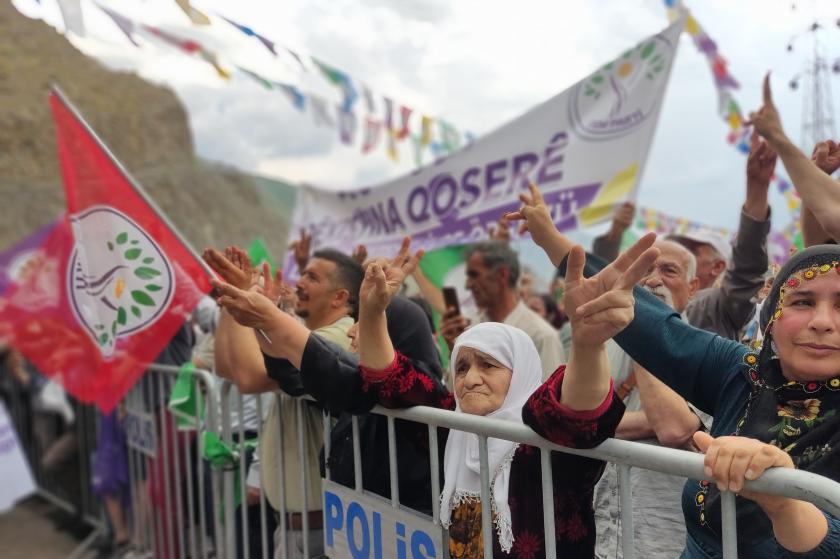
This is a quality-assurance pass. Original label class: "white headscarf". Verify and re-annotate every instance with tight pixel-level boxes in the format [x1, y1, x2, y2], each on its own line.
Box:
[440, 322, 543, 553]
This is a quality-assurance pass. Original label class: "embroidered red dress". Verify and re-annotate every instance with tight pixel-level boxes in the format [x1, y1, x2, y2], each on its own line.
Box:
[361, 352, 625, 559]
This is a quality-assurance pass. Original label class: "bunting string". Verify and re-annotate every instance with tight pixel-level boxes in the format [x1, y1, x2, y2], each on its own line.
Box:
[666, 2, 803, 236]
[91, 2, 471, 168]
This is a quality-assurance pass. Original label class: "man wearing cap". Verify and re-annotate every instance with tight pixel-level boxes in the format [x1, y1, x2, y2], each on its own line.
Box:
[592, 132, 775, 341]
[665, 229, 730, 290]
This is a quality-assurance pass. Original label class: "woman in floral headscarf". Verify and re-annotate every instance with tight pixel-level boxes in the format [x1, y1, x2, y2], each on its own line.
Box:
[569, 243, 840, 557]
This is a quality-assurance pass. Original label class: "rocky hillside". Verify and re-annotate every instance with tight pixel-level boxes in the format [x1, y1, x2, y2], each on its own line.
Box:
[0, 0, 295, 260]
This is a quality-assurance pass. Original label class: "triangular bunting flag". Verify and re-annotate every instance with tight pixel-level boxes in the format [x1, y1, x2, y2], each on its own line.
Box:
[361, 117, 381, 154]
[56, 0, 85, 36]
[96, 3, 139, 46]
[309, 95, 335, 127]
[218, 14, 277, 55]
[312, 58, 358, 113]
[175, 0, 211, 25]
[237, 66, 274, 90]
[276, 82, 306, 111]
[337, 110, 357, 145]
[419, 116, 433, 147]
[394, 105, 413, 140]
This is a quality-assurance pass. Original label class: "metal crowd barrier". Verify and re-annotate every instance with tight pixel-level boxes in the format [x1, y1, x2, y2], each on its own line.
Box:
[2, 367, 106, 557]
[5, 362, 840, 559]
[371, 403, 840, 559]
[212, 381, 840, 559]
[0, 363, 223, 559]
[123, 363, 223, 559]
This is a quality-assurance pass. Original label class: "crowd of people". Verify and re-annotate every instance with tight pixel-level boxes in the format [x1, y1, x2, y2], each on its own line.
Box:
[4, 77, 840, 559]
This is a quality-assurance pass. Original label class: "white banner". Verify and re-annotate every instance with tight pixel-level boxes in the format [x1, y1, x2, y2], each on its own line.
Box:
[0, 402, 36, 512]
[288, 19, 683, 273]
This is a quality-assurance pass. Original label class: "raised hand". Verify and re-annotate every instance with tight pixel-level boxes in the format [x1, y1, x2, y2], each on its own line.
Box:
[212, 279, 278, 330]
[746, 73, 786, 145]
[351, 244, 369, 265]
[202, 247, 252, 290]
[488, 214, 511, 243]
[812, 140, 840, 175]
[289, 228, 312, 272]
[746, 131, 778, 186]
[564, 233, 660, 349]
[258, 262, 288, 304]
[228, 246, 261, 286]
[504, 182, 558, 249]
[358, 237, 424, 317]
[608, 201, 636, 240]
[440, 308, 471, 351]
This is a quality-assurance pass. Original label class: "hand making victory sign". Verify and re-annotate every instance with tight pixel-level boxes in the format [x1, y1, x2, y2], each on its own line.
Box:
[358, 236, 424, 319]
[564, 233, 660, 349]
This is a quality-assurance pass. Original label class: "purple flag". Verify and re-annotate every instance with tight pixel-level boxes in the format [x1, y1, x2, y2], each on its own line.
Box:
[96, 3, 139, 46]
[0, 220, 60, 294]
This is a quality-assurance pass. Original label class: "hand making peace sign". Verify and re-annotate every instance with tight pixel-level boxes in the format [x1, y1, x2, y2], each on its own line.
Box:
[564, 232, 660, 349]
[358, 236, 425, 318]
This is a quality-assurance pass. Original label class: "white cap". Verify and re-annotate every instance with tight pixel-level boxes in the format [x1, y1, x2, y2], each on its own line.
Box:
[666, 230, 732, 262]
[193, 295, 219, 334]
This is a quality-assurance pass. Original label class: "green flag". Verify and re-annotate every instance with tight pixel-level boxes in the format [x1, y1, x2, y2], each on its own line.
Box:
[167, 362, 204, 431]
[418, 244, 466, 287]
[248, 237, 275, 273]
[417, 244, 468, 368]
[202, 431, 257, 513]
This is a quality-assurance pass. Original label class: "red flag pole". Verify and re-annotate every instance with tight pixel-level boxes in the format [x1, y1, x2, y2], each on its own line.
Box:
[49, 84, 217, 280]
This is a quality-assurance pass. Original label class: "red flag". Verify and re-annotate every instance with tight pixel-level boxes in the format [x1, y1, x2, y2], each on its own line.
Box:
[0, 91, 212, 412]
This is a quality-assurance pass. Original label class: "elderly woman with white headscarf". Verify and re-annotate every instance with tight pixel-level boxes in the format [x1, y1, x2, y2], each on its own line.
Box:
[355, 236, 659, 558]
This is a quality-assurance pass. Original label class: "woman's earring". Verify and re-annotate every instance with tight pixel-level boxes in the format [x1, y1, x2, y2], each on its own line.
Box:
[770, 339, 779, 360]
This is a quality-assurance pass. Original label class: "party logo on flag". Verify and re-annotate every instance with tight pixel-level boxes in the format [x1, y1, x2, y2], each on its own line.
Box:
[68, 206, 174, 357]
[570, 34, 674, 140]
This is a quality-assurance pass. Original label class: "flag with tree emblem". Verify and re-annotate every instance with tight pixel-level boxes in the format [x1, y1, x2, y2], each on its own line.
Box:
[0, 90, 212, 412]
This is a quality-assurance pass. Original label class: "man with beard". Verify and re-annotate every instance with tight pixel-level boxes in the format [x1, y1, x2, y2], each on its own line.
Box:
[593, 239, 713, 559]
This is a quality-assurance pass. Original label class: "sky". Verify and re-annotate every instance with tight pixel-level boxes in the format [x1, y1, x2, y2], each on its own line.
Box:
[14, 0, 840, 247]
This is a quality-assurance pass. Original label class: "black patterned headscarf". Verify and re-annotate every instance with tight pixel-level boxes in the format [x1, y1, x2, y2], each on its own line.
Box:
[701, 245, 840, 539]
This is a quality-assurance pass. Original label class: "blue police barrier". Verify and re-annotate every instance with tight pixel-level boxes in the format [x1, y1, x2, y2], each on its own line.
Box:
[322, 480, 443, 559]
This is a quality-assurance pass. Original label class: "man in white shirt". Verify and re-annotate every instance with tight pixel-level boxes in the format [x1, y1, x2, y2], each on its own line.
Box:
[441, 240, 565, 379]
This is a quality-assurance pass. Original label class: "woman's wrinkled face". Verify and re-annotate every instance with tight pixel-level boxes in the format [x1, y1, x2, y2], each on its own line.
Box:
[772, 273, 840, 382]
[453, 347, 512, 416]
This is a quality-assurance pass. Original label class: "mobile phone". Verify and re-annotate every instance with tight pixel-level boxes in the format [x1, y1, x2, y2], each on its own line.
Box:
[442, 286, 461, 315]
